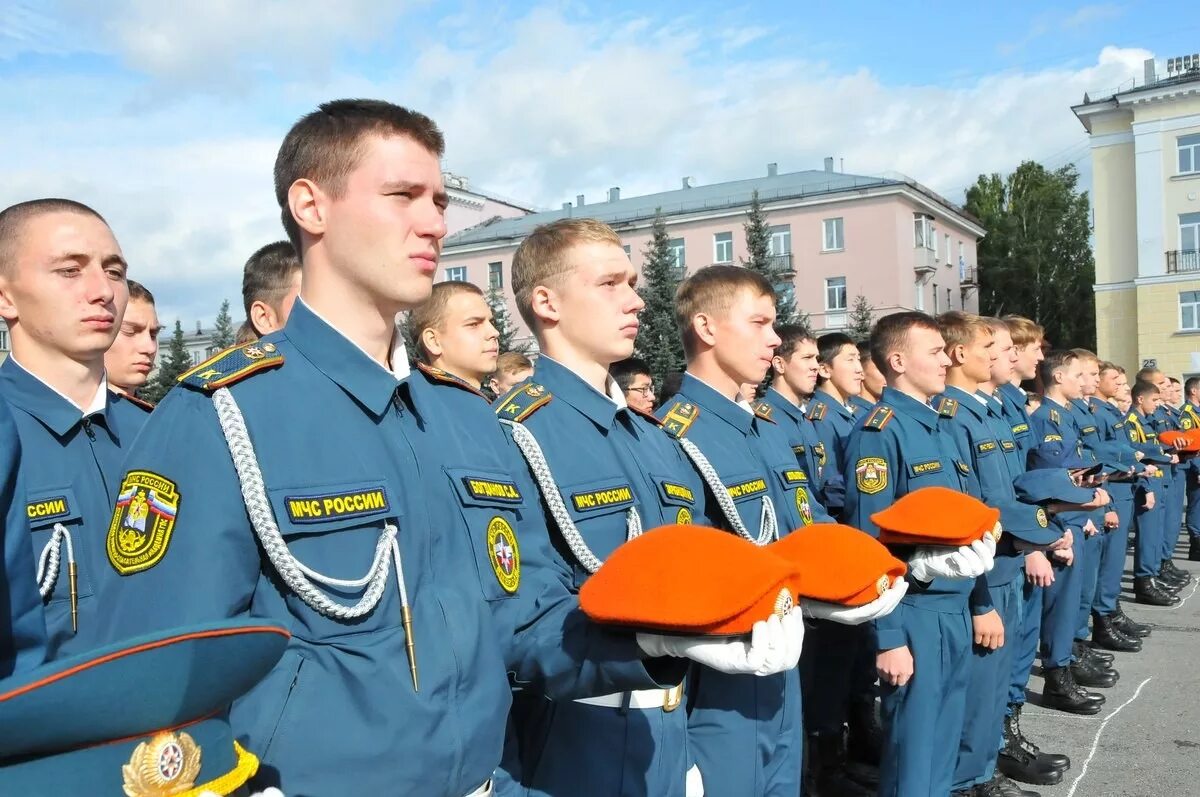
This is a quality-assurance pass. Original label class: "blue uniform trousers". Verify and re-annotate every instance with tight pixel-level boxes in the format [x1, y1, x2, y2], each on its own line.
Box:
[1164, 470, 1186, 561]
[1040, 520, 1085, 668]
[1094, 495, 1134, 617]
[1076, 529, 1105, 639]
[953, 578, 1021, 791]
[1134, 499, 1163, 578]
[1186, 472, 1200, 542]
[878, 601, 971, 797]
[1007, 579, 1041, 709]
[800, 620, 862, 734]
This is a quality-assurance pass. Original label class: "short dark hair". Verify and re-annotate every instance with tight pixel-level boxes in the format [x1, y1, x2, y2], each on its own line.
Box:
[610, 357, 651, 392]
[868, 311, 939, 374]
[659, 371, 685, 404]
[675, 265, 774, 357]
[774, 324, 815, 361]
[1185, 376, 1200, 397]
[1037, 350, 1078, 389]
[857, 339, 872, 361]
[274, 99, 445, 251]
[127, 279, 155, 305]
[408, 281, 485, 363]
[0, 198, 107, 275]
[1131, 379, 1159, 401]
[242, 240, 301, 318]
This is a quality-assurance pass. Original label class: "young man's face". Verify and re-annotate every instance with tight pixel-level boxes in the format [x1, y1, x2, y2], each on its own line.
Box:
[317, 134, 447, 312]
[820, 343, 864, 397]
[861, 355, 885, 399]
[707, 288, 780, 386]
[1135, 390, 1161, 416]
[623, 371, 656, 413]
[893, 324, 951, 398]
[1078, 358, 1100, 397]
[773, 338, 820, 398]
[1013, 340, 1043, 380]
[987, 327, 1017, 386]
[1097, 367, 1121, 400]
[423, 290, 499, 383]
[105, 298, 161, 391]
[548, 241, 643, 367]
[0, 210, 129, 362]
[490, 366, 532, 396]
[1057, 359, 1084, 401]
[953, 329, 994, 384]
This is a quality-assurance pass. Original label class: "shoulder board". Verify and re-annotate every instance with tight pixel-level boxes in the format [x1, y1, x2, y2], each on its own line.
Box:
[752, 400, 775, 423]
[936, 397, 958, 417]
[627, 405, 663, 426]
[864, 405, 894, 431]
[806, 402, 827, 421]
[109, 388, 154, 412]
[1126, 412, 1138, 424]
[416, 362, 486, 399]
[178, 342, 284, 391]
[1049, 408, 1060, 425]
[494, 382, 552, 422]
[661, 400, 700, 439]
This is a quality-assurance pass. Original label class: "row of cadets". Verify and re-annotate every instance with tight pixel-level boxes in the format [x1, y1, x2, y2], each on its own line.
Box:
[934, 312, 1071, 797]
[0, 199, 153, 660]
[841, 311, 995, 797]
[1141, 367, 1195, 590]
[89, 99, 792, 797]
[655, 265, 831, 797]
[1124, 378, 1183, 605]
[493, 227, 806, 797]
[1182, 377, 1200, 560]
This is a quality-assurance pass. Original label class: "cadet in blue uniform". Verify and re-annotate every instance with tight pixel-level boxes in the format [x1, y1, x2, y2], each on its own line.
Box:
[855, 338, 884, 413]
[1181, 376, 1200, 561]
[842, 311, 991, 797]
[1028, 351, 1113, 715]
[104, 279, 162, 404]
[659, 266, 820, 797]
[1148, 374, 1191, 587]
[0, 198, 149, 659]
[935, 313, 1064, 797]
[95, 101, 689, 797]
[1126, 380, 1180, 606]
[1, 399, 45, 677]
[763, 325, 872, 796]
[807, 332, 866, 516]
[496, 220, 775, 797]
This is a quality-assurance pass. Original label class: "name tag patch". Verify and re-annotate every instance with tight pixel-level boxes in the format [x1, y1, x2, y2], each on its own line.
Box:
[781, 469, 808, 485]
[661, 482, 695, 504]
[726, 478, 768, 500]
[976, 441, 998, 454]
[28, 496, 70, 521]
[571, 485, 634, 512]
[463, 477, 522, 503]
[1001, 440, 1016, 452]
[910, 460, 942, 475]
[285, 486, 390, 523]
[1012, 423, 1030, 434]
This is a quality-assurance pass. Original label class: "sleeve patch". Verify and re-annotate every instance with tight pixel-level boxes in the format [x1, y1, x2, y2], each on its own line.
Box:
[856, 457, 889, 494]
[107, 470, 180, 575]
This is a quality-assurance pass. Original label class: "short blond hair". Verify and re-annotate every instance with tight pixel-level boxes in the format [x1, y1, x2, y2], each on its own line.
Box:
[512, 218, 624, 329]
[937, 311, 992, 351]
[1070, 348, 1098, 364]
[495, 350, 533, 376]
[1003, 315, 1044, 347]
[674, 265, 774, 358]
[409, 281, 483, 363]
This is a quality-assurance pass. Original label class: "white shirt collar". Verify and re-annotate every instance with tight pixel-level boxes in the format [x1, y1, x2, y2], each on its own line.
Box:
[9, 355, 107, 416]
[537, 354, 627, 408]
[300, 299, 411, 378]
[690, 372, 754, 414]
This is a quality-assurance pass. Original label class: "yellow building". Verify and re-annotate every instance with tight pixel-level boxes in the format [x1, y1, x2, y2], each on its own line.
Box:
[1074, 54, 1200, 379]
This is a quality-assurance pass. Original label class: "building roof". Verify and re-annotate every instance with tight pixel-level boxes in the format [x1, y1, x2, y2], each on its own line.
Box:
[445, 168, 978, 248]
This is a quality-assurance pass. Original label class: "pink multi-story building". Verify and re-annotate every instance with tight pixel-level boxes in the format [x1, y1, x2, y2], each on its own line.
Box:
[443, 172, 535, 236]
[439, 161, 985, 351]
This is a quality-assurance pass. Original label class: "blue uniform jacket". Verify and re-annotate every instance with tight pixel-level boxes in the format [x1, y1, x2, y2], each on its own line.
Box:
[94, 302, 664, 797]
[1, 398, 45, 677]
[760, 388, 828, 503]
[997, 383, 1035, 458]
[0, 359, 149, 659]
[840, 387, 973, 652]
[1029, 398, 1102, 532]
[806, 390, 859, 514]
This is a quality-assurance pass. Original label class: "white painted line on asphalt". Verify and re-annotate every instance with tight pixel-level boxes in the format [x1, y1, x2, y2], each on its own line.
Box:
[1064, 677, 1153, 797]
[1172, 579, 1200, 609]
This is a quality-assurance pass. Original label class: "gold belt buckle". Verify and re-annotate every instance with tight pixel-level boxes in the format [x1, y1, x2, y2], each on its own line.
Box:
[663, 682, 684, 712]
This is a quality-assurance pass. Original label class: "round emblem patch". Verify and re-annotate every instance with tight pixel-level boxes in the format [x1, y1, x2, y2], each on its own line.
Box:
[1036, 508, 1049, 528]
[795, 486, 813, 526]
[487, 516, 520, 593]
[676, 507, 692, 525]
[875, 574, 890, 597]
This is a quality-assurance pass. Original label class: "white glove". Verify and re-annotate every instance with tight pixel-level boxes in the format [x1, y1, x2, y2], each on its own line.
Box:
[636, 611, 804, 676]
[802, 577, 909, 625]
[970, 537, 996, 574]
[907, 544, 987, 582]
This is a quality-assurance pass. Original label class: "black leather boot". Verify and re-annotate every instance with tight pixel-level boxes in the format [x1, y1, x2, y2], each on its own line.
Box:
[1077, 639, 1114, 665]
[1190, 537, 1200, 562]
[1158, 563, 1187, 589]
[997, 706, 1066, 785]
[1112, 604, 1151, 637]
[806, 732, 874, 797]
[1163, 558, 1192, 584]
[1091, 613, 1142, 652]
[1070, 657, 1118, 688]
[1135, 575, 1179, 606]
[1042, 666, 1105, 714]
[976, 772, 1041, 797]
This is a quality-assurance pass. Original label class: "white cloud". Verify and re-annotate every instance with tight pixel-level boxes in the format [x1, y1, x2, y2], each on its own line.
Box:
[0, 4, 1155, 326]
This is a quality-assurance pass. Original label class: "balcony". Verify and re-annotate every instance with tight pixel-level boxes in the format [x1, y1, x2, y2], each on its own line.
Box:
[914, 246, 936, 278]
[960, 266, 978, 287]
[768, 252, 795, 276]
[1167, 250, 1200, 274]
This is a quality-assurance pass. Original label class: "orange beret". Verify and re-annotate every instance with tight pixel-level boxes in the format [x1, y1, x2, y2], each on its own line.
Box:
[1185, 430, 1200, 452]
[579, 525, 798, 635]
[768, 524, 907, 605]
[1159, 430, 1188, 449]
[871, 486, 1000, 547]
[1163, 429, 1200, 452]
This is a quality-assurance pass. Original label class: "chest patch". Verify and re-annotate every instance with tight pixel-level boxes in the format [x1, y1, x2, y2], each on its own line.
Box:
[27, 495, 71, 522]
[795, 486, 814, 525]
[571, 485, 635, 512]
[463, 477, 523, 503]
[726, 478, 769, 500]
[856, 457, 889, 494]
[487, 517, 520, 593]
[107, 471, 180, 576]
[284, 486, 390, 523]
[910, 460, 943, 476]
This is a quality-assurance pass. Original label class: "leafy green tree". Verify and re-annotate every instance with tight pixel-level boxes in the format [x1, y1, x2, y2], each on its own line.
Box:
[488, 284, 528, 354]
[741, 189, 797, 324]
[635, 210, 686, 387]
[211, 299, 235, 350]
[965, 161, 1095, 349]
[848, 294, 874, 342]
[143, 320, 191, 403]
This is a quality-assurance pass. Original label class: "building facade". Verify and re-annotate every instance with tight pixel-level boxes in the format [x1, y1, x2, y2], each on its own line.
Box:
[443, 172, 535, 237]
[1074, 53, 1200, 378]
[440, 162, 984, 352]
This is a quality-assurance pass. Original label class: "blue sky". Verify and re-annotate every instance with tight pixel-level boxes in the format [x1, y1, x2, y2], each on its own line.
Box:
[0, 1, 1188, 325]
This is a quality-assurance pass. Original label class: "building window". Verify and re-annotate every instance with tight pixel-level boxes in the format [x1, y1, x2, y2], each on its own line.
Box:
[822, 218, 844, 251]
[1181, 291, 1200, 331]
[914, 282, 924, 311]
[488, 262, 503, 290]
[444, 266, 467, 282]
[668, 238, 686, 277]
[944, 233, 952, 267]
[768, 225, 791, 255]
[958, 241, 966, 278]
[1182, 212, 1200, 253]
[1179, 133, 1200, 175]
[933, 282, 939, 313]
[0, 328, 8, 350]
[825, 277, 847, 311]
[913, 214, 933, 249]
[713, 231, 733, 263]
